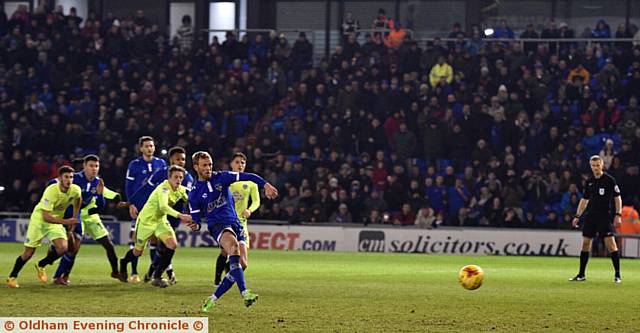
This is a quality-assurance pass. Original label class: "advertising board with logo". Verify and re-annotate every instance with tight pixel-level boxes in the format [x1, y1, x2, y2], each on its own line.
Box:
[1, 219, 638, 257]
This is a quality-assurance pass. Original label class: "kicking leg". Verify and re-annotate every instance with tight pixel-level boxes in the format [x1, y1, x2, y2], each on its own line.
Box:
[202, 231, 256, 312]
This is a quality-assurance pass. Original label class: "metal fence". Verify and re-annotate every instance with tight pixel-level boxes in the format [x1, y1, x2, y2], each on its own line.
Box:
[417, 37, 638, 55]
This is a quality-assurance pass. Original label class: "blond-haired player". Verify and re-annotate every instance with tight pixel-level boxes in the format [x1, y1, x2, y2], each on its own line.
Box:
[214, 152, 261, 285]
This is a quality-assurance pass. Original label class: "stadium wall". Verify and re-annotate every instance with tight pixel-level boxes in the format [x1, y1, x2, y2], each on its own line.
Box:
[2, 219, 638, 257]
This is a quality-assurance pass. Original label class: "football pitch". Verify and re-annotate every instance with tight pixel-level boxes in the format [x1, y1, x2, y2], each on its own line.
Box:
[1, 242, 639, 332]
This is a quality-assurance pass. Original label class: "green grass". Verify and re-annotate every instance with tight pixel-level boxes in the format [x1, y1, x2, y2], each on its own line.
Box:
[1, 242, 639, 332]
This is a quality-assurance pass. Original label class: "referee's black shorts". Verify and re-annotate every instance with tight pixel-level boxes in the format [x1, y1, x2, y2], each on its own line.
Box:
[582, 212, 614, 238]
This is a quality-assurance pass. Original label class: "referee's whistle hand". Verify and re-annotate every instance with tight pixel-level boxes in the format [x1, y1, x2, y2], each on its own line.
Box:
[571, 218, 580, 228]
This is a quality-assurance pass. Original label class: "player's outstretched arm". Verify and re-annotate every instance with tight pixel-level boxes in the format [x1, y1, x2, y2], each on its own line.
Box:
[263, 183, 278, 199]
[228, 172, 278, 199]
[102, 185, 121, 201]
[234, 172, 267, 187]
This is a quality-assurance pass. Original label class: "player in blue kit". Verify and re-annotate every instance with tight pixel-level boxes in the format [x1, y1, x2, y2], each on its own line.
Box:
[188, 151, 278, 312]
[124, 136, 166, 283]
[129, 146, 194, 284]
[52, 155, 124, 285]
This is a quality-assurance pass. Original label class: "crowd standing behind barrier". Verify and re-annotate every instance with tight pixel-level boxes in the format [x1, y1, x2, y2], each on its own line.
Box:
[0, 6, 639, 231]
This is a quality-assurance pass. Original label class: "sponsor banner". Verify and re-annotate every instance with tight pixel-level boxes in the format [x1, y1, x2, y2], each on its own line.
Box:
[0, 220, 16, 242]
[0, 317, 207, 333]
[14, 219, 28, 243]
[2, 219, 639, 257]
[358, 228, 581, 256]
[247, 225, 340, 251]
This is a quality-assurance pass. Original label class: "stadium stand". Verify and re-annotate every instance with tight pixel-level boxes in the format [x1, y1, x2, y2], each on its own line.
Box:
[0, 4, 639, 229]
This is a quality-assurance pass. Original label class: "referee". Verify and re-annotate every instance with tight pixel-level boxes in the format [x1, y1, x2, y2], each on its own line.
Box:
[570, 155, 622, 283]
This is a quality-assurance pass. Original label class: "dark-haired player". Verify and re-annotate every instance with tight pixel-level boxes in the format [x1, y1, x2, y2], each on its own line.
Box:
[124, 136, 166, 283]
[52, 155, 123, 285]
[6, 166, 81, 288]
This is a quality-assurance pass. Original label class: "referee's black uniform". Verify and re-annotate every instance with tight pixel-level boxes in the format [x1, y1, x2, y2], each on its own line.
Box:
[581, 172, 621, 238]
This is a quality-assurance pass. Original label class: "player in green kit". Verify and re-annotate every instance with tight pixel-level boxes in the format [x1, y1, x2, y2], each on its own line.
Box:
[214, 153, 260, 285]
[7, 166, 81, 288]
[118, 165, 196, 288]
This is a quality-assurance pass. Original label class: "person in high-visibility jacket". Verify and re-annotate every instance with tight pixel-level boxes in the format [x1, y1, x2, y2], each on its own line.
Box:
[616, 204, 640, 251]
[429, 55, 453, 87]
[384, 19, 406, 49]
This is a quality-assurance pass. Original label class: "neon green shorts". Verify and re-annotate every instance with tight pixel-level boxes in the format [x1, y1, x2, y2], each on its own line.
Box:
[134, 219, 175, 251]
[81, 215, 109, 240]
[24, 218, 68, 248]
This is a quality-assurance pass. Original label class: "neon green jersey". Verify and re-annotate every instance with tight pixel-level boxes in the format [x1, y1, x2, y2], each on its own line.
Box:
[137, 180, 188, 224]
[33, 183, 82, 222]
[230, 181, 260, 223]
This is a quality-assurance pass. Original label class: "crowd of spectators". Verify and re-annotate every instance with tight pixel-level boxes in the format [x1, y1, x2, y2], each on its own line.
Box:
[1, 3, 639, 230]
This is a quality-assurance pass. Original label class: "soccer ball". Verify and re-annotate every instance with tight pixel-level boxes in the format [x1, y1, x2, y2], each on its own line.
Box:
[458, 265, 484, 290]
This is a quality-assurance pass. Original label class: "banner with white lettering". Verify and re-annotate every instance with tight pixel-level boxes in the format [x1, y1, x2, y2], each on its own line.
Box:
[1, 219, 638, 257]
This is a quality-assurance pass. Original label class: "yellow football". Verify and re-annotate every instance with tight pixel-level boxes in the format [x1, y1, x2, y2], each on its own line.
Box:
[458, 265, 484, 290]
